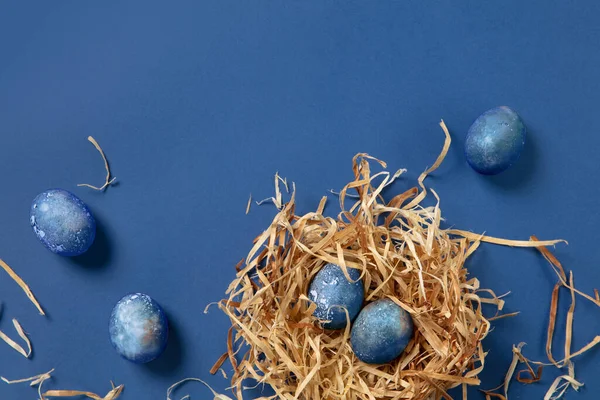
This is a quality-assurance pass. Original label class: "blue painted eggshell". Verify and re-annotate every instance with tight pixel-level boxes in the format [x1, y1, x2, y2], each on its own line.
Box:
[351, 298, 414, 364]
[308, 263, 364, 330]
[109, 293, 169, 364]
[30, 189, 96, 256]
[465, 106, 526, 175]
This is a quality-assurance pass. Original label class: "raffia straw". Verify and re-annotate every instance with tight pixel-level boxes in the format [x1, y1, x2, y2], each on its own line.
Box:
[487, 312, 520, 322]
[42, 382, 124, 400]
[1, 369, 54, 385]
[0, 318, 32, 358]
[0, 258, 45, 315]
[211, 353, 229, 375]
[481, 343, 542, 400]
[1, 368, 54, 400]
[543, 362, 582, 400]
[2, 370, 122, 400]
[447, 231, 565, 248]
[246, 194, 252, 214]
[546, 282, 561, 367]
[531, 236, 599, 306]
[564, 272, 576, 365]
[532, 238, 600, 369]
[217, 120, 561, 400]
[502, 343, 524, 398]
[255, 173, 290, 209]
[484, 239, 600, 400]
[167, 378, 233, 400]
[77, 136, 116, 191]
[330, 168, 407, 199]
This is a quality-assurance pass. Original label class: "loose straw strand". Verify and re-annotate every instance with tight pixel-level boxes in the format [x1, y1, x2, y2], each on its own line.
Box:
[0, 319, 33, 358]
[0, 258, 45, 315]
[78, 136, 116, 191]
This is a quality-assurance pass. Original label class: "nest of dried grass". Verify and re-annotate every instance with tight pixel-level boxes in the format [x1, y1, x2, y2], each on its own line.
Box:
[216, 121, 562, 400]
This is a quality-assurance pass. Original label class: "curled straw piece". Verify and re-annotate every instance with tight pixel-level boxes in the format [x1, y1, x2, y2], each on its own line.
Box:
[483, 239, 599, 400]
[217, 120, 564, 400]
[167, 378, 233, 400]
[1, 370, 123, 400]
[329, 168, 407, 199]
[0, 258, 45, 315]
[77, 136, 116, 191]
[2, 368, 54, 400]
[255, 173, 290, 209]
[0, 318, 32, 358]
[1, 369, 54, 385]
[42, 382, 124, 400]
[480, 343, 540, 400]
[448, 230, 565, 248]
[533, 237, 600, 370]
[544, 362, 582, 400]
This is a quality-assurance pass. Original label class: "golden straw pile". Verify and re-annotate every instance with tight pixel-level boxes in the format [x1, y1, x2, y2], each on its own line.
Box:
[217, 121, 564, 400]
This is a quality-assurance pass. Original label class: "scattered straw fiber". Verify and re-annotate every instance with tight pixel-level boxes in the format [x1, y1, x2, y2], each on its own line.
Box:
[0, 258, 45, 315]
[41, 382, 124, 400]
[2, 368, 54, 400]
[167, 377, 233, 400]
[2, 369, 123, 400]
[0, 318, 32, 358]
[482, 239, 599, 400]
[78, 136, 116, 191]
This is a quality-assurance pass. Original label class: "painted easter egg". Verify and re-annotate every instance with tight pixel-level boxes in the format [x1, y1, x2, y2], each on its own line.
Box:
[465, 106, 526, 175]
[350, 298, 414, 364]
[308, 263, 364, 330]
[30, 189, 96, 256]
[109, 293, 169, 364]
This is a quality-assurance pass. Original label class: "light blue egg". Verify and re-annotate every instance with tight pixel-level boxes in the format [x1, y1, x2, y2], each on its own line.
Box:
[465, 106, 526, 175]
[351, 298, 414, 364]
[109, 293, 169, 364]
[30, 189, 96, 256]
[308, 263, 364, 330]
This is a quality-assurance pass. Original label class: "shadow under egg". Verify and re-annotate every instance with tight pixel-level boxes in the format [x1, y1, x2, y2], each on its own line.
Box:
[68, 216, 113, 269]
[144, 311, 185, 377]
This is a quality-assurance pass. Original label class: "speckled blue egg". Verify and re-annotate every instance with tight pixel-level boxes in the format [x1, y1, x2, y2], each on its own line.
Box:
[109, 293, 169, 364]
[30, 189, 96, 256]
[308, 263, 364, 330]
[351, 298, 414, 364]
[465, 106, 526, 175]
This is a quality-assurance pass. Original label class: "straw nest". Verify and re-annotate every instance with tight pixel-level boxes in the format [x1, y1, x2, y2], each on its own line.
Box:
[217, 121, 562, 400]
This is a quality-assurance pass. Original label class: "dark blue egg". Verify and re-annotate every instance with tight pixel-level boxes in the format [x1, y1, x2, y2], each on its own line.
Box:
[109, 293, 169, 364]
[465, 106, 526, 175]
[30, 189, 96, 256]
[308, 263, 364, 330]
[350, 298, 413, 364]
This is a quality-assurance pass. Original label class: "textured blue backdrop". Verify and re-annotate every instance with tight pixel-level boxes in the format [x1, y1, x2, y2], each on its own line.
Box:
[1, 1, 599, 399]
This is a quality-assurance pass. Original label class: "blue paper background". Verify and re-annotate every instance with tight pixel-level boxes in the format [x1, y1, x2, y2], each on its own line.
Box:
[1, 1, 599, 399]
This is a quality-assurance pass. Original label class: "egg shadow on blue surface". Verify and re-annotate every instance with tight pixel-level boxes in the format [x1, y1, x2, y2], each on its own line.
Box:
[68, 217, 113, 269]
[481, 128, 539, 191]
[145, 312, 185, 376]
